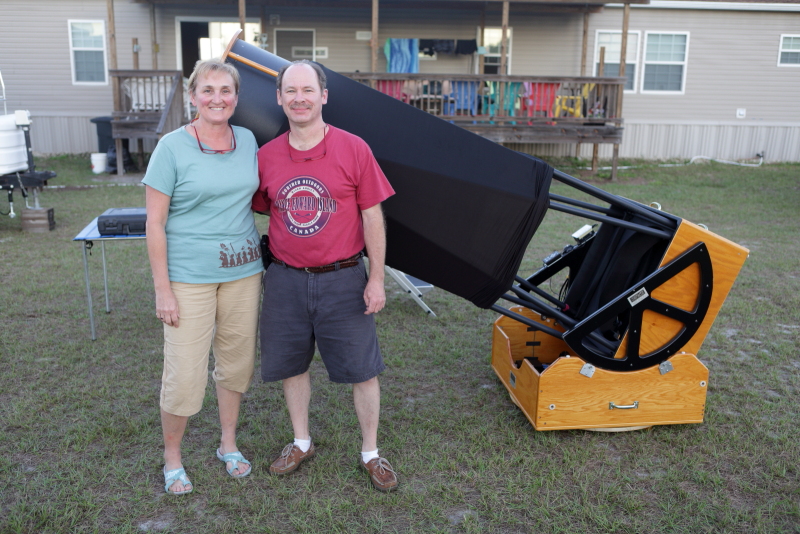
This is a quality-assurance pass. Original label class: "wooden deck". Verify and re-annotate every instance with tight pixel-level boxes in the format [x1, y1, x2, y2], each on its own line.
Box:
[108, 70, 185, 173]
[344, 73, 625, 145]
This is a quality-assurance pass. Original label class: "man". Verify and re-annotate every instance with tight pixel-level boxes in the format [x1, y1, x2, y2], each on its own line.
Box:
[252, 60, 398, 492]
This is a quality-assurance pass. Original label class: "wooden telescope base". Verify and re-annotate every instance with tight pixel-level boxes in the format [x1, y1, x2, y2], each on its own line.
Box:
[491, 307, 710, 431]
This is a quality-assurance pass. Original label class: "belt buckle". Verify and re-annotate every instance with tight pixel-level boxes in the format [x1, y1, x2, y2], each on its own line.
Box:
[304, 267, 313, 273]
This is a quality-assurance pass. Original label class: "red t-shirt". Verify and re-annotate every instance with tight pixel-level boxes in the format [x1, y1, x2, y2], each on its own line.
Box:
[253, 126, 395, 267]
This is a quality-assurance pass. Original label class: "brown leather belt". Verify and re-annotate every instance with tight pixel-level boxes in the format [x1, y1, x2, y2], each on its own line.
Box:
[270, 252, 363, 273]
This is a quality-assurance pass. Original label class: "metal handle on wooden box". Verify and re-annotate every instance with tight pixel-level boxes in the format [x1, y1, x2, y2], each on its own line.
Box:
[609, 401, 639, 410]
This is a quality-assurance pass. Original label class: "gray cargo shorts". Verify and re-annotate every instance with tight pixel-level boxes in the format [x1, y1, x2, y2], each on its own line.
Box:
[259, 258, 385, 384]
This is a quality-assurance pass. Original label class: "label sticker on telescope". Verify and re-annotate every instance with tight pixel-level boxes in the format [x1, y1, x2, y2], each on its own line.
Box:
[275, 176, 337, 238]
[627, 287, 649, 307]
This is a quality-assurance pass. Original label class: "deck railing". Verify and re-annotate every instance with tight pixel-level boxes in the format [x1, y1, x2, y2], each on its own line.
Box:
[343, 73, 625, 126]
[109, 70, 185, 141]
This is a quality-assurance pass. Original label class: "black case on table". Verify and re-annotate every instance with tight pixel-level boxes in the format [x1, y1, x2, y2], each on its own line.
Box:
[97, 207, 147, 235]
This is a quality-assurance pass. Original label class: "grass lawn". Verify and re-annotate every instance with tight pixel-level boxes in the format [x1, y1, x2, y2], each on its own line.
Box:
[0, 155, 798, 533]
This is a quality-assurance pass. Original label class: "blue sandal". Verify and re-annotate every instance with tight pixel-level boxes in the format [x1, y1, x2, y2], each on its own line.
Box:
[216, 449, 252, 478]
[163, 466, 193, 495]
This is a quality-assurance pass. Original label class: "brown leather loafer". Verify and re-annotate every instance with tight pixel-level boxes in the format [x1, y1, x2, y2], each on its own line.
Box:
[269, 442, 316, 475]
[361, 457, 399, 492]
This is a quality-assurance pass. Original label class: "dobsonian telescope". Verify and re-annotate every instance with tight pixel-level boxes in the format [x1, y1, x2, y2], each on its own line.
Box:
[222, 35, 748, 431]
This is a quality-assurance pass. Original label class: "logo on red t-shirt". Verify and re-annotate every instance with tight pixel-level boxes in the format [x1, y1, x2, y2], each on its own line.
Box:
[274, 176, 338, 237]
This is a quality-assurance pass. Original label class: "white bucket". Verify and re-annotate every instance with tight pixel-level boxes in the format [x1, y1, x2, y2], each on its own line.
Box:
[91, 152, 107, 174]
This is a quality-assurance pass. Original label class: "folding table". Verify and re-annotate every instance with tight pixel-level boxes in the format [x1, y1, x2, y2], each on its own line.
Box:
[73, 217, 146, 340]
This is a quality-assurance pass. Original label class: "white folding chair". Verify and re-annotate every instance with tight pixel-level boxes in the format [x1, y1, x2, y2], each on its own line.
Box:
[385, 266, 436, 317]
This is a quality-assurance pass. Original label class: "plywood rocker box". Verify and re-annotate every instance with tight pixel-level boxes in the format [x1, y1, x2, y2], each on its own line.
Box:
[221, 33, 748, 432]
[489, 193, 748, 431]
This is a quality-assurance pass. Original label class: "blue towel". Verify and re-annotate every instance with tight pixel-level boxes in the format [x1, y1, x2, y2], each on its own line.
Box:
[385, 39, 419, 73]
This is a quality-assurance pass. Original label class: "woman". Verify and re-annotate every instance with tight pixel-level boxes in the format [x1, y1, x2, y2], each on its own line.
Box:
[143, 59, 263, 495]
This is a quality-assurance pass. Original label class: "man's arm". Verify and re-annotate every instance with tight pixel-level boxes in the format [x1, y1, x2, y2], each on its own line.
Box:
[361, 203, 387, 315]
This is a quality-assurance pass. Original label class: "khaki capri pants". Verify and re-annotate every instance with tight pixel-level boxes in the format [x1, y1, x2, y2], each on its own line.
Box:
[160, 272, 262, 417]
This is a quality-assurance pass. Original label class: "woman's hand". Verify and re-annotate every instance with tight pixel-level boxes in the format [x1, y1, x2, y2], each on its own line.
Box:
[146, 185, 179, 327]
[155, 287, 180, 327]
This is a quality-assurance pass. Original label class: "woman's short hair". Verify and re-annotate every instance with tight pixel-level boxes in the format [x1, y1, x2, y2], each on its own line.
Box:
[276, 60, 327, 93]
[187, 59, 241, 95]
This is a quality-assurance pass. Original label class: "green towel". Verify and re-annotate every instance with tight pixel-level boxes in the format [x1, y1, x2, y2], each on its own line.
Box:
[383, 39, 391, 70]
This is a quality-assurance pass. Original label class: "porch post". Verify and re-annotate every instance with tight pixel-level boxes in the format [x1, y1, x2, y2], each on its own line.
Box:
[478, 6, 486, 74]
[580, 11, 589, 76]
[371, 0, 379, 74]
[500, 1, 509, 75]
[499, 1, 509, 116]
[611, 3, 630, 181]
[107, 0, 124, 176]
[133, 37, 145, 169]
[260, 6, 267, 49]
[132, 38, 140, 70]
[107, 0, 118, 111]
[239, 0, 246, 39]
[150, 3, 158, 69]
[577, 10, 590, 158]
[593, 47, 605, 174]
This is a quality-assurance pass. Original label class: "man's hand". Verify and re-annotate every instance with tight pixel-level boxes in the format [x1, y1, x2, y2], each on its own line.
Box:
[364, 277, 386, 315]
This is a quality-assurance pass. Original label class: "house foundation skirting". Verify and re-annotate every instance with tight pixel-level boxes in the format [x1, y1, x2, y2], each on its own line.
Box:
[507, 122, 800, 163]
[29, 115, 159, 156]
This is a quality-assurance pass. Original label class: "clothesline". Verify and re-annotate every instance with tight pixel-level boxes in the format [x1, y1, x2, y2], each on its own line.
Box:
[384, 38, 480, 73]
[419, 39, 478, 56]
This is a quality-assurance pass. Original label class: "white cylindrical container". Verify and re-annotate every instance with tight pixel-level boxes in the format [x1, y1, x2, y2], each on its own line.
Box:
[0, 114, 28, 174]
[91, 152, 107, 174]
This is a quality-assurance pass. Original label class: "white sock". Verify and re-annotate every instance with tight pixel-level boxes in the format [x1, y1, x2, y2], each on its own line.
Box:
[361, 449, 379, 463]
[294, 437, 311, 453]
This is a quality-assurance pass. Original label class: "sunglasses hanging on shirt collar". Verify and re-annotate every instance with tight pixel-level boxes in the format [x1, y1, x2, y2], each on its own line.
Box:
[191, 118, 237, 154]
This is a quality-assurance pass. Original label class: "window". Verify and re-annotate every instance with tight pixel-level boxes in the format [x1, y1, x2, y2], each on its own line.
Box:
[779, 35, 800, 66]
[68, 20, 107, 84]
[594, 31, 640, 92]
[642, 32, 689, 93]
[274, 29, 316, 61]
[482, 28, 512, 74]
[291, 46, 328, 60]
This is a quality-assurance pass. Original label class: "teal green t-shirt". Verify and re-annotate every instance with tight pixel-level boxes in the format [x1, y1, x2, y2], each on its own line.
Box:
[142, 125, 263, 283]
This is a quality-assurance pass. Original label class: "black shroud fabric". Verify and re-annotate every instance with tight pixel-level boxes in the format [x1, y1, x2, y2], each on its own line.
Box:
[226, 40, 552, 309]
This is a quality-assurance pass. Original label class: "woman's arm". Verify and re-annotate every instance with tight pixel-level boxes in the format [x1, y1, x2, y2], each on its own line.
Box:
[145, 185, 180, 327]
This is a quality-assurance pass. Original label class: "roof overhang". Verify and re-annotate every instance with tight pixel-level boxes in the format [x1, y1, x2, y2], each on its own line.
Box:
[132, 0, 649, 14]
[627, 0, 800, 11]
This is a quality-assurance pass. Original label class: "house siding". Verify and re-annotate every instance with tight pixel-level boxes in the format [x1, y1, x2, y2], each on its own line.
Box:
[591, 6, 800, 124]
[0, 0, 154, 153]
[2, 1, 799, 161]
[530, 4, 800, 162]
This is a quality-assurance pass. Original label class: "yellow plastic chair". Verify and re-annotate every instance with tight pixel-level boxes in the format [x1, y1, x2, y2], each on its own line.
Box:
[554, 83, 596, 118]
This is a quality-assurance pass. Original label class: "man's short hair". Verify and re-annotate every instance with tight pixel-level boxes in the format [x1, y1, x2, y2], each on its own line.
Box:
[276, 60, 327, 93]
[187, 59, 241, 95]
